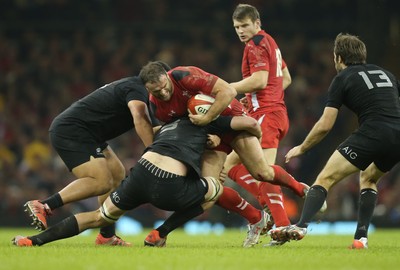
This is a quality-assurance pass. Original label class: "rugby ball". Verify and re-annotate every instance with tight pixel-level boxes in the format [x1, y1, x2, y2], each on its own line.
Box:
[187, 94, 215, 115]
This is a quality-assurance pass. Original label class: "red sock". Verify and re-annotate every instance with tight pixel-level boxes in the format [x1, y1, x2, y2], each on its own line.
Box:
[271, 165, 305, 197]
[228, 164, 259, 196]
[229, 163, 291, 225]
[258, 182, 290, 226]
[216, 186, 261, 224]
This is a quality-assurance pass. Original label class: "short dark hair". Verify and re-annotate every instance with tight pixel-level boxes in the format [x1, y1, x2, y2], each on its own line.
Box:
[156, 61, 171, 72]
[334, 33, 367, 65]
[139, 61, 171, 84]
[232, 4, 260, 22]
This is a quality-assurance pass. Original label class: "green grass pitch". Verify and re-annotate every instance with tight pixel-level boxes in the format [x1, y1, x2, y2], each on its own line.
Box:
[1, 228, 399, 270]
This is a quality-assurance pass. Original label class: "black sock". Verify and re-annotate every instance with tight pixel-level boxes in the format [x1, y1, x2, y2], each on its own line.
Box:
[297, 185, 327, 228]
[41, 193, 64, 210]
[100, 223, 116, 238]
[354, 188, 377, 239]
[157, 205, 204, 238]
[29, 215, 80, 246]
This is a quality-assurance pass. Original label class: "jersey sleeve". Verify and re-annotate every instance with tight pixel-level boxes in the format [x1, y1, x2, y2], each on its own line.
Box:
[182, 66, 218, 95]
[123, 84, 148, 104]
[247, 42, 270, 74]
[326, 75, 344, 109]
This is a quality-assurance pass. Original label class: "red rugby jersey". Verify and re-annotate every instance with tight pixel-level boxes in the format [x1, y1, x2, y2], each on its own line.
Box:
[150, 66, 246, 123]
[241, 30, 287, 113]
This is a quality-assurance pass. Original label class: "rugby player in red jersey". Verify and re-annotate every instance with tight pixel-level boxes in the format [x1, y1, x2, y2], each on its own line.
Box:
[139, 62, 310, 247]
[224, 3, 294, 245]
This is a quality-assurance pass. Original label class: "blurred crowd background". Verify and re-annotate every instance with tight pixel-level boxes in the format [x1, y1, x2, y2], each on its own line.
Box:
[1, 0, 399, 229]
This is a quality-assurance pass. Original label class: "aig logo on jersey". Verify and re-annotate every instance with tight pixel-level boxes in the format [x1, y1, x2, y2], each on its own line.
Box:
[340, 146, 358, 159]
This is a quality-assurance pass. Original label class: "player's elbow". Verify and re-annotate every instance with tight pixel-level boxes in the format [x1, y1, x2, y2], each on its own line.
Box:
[282, 67, 292, 90]
[227, 85, 237, 98]
[283, 76, 292, 89]
[252, 79, 267, 90]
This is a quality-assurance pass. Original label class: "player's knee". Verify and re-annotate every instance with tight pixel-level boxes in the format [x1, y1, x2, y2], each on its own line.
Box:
[251, 168, 274, 182]
[314, 173, 337, 190]
[360, 169, 380, 187]
[91, 174, 115, 195]
[263, 167, 275, 181]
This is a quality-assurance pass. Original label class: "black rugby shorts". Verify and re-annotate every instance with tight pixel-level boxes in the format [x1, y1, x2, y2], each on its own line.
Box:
[49, 131, 108, 171]
[337, 121, 400, 172]
[110, 158, 207, 211]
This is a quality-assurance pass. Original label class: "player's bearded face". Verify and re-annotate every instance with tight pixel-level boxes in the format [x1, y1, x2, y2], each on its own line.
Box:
[146, 74, 173, 101]
[233, 18, 260, 43]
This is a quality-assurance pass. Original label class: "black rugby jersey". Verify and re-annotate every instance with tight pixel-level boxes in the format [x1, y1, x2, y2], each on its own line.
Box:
[50, 76, 157, 142]
[145, 117, 232, 177]
[326, 64, 400, 125]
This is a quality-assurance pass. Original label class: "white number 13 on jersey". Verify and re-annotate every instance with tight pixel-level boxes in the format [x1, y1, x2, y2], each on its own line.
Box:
[358, 70, 393, 89]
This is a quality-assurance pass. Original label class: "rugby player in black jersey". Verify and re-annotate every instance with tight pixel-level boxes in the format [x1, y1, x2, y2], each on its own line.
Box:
[270, 33, 400, 249]
[23, 74, 159, 246]
[12, 115, 262, 247]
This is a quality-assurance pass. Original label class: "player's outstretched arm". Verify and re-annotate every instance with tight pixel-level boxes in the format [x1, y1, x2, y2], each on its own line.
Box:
[285, 107, 338, 163]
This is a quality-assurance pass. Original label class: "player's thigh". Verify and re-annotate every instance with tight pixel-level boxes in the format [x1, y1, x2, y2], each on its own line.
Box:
[72, 156, 113, 182]
[262, 148, 277, 164]
[315, 150, 359, 189]
[103, 146, 126, 184]
[202, 150, 227, 178]
[231, 133, 266, 174]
